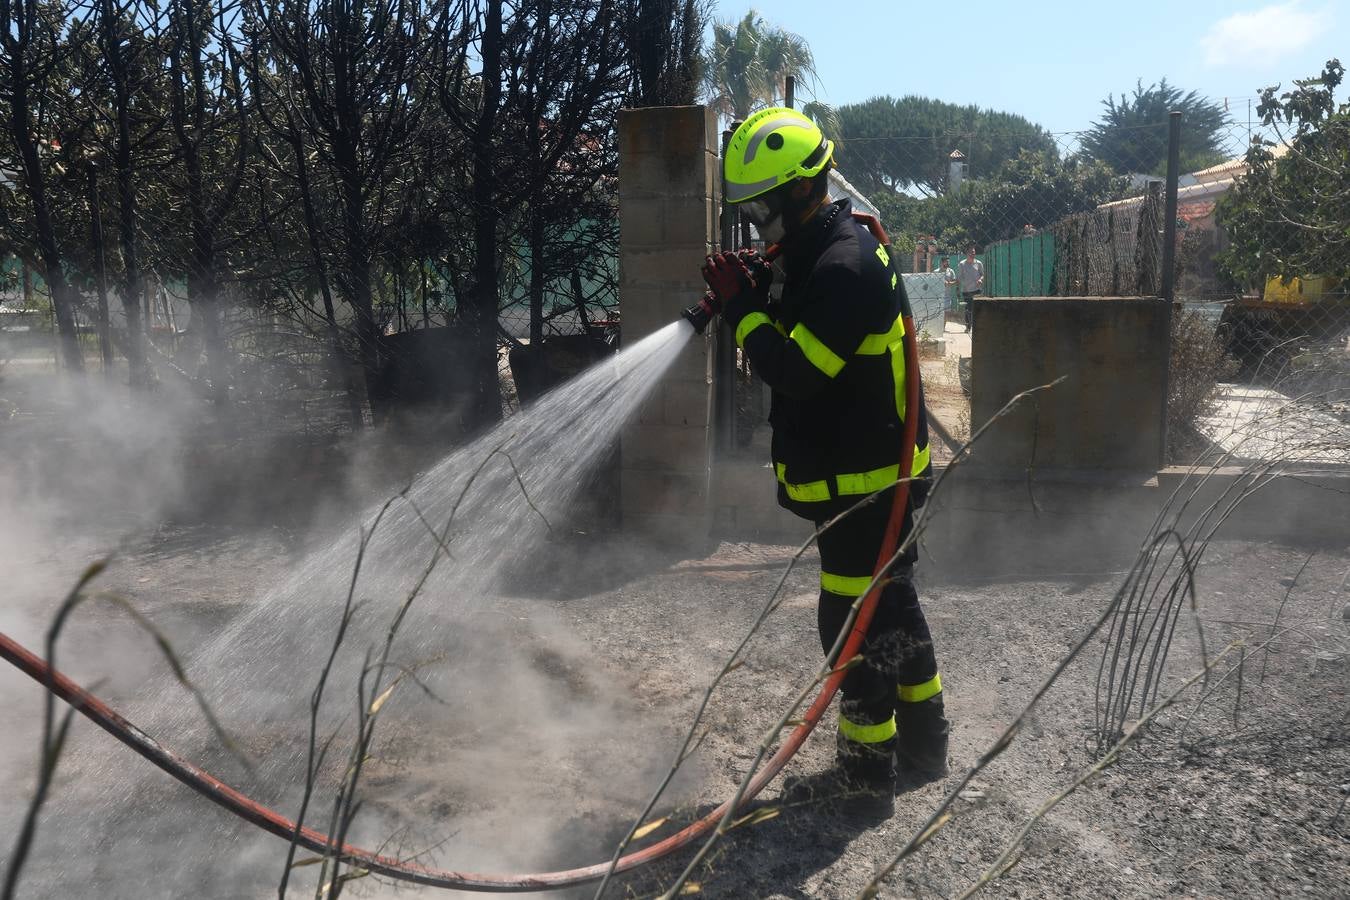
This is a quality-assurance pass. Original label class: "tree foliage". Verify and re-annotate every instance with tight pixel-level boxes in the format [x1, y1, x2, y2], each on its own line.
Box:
[702, 9, 817, 122]
[0, 0, 94, 370]
[0, 0, 660, 426]
[955, 151, 1127, 247]
[1079, 78, 1229, 175]
[1216, 59, 1349, 288]
[837, 95, 1055, 197]
[872, 150, 1126, 251]
[626, 0, 707, 107]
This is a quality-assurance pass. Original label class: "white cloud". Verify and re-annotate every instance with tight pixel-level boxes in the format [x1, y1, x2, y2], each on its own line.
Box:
[1201, 2, 1329, 67]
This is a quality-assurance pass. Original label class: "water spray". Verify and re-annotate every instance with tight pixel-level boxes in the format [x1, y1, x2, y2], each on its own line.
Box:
[0, 216, 920, 892]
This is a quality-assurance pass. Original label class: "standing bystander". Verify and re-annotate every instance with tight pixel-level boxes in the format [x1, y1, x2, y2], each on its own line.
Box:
[935, 256, 958, 323]
[957, 245, 984, 334]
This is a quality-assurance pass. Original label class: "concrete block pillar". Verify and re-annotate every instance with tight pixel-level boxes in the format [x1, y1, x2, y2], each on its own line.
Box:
[617, 105, 720, 538]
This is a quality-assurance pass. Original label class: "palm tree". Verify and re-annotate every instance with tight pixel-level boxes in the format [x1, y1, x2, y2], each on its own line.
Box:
[704, 12, 766, 122]
[802, 99, 842, 149]
[703, 10, 820, 123]
[757, 26, 816, 108]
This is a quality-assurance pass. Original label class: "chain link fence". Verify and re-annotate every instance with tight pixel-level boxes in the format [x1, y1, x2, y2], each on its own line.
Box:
[495, 241, 621, 415]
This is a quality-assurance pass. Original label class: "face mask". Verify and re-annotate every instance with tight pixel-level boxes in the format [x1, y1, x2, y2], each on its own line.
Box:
[756, 214, 786, 245]
[740, 196, 786, 245]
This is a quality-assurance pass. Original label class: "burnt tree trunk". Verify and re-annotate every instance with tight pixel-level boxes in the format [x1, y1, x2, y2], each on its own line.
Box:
[168, 0, 247, 402]
[331, 46, 383, 425]
[466, 0, 505, 425]
[2, 12, 85, 372]
[290, 126, 365, 428]
[528, 207, 546, 347]
[97, 0, 150, 386]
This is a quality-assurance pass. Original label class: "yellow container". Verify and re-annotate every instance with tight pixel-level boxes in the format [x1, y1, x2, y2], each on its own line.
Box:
[1262, 275, 1331, 305]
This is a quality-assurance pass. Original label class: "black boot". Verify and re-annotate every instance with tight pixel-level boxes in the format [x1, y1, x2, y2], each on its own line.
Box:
[781, 733, 895, 822]
[895, 695, 950, 786]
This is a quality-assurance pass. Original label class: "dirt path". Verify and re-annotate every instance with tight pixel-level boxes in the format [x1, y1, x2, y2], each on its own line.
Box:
[921, 321, 972, 464]
[4, 522, 1345, 898]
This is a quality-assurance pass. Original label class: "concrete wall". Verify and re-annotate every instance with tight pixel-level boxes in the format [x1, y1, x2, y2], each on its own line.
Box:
[618, 106, 720, 539]
[711, 458, 808, 543]
[971, 297, 1172, 473]
[924, 464, 1349, 579]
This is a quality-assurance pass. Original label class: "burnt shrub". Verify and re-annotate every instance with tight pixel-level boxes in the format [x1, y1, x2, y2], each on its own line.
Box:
[1168, 307, 1238, 463]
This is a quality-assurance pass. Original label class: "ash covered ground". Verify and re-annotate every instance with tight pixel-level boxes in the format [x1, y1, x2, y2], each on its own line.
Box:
[1, 370, 1347, 899]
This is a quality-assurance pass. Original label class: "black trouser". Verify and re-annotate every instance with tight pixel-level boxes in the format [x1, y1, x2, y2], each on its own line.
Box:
[816, 488, 939, 754]
[962, 291, 977, 332]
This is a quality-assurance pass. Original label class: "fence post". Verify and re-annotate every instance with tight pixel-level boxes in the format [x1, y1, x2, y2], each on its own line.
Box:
[1156, 110, 1182, 468]
[87, 163, 113, 371]
[1160, 110, 1181, 302]
[617, 106, 719, 540]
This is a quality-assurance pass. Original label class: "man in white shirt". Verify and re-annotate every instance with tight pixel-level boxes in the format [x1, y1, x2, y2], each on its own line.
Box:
[936, 255, 958, 317]
[957, 245, 984, 333]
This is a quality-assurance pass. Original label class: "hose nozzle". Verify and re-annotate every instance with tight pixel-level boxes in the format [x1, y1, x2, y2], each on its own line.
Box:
[681, 291, 721, 335]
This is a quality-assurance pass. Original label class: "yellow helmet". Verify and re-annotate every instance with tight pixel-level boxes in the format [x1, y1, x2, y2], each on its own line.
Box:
[724, 107, 834, 204]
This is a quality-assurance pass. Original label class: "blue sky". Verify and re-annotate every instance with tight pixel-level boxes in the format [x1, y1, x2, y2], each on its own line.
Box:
[709, 0, 1346, 138]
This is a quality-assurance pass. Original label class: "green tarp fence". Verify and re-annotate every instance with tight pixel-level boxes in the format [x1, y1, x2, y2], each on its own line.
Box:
[983, 232, 1056, 297]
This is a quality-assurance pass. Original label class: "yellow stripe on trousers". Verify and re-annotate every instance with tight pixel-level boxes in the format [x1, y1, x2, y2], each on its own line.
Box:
[897, 673, 942, 703]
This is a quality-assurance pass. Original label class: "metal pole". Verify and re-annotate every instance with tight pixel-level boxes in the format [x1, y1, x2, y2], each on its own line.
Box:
[715, 128, 736, 454]
[87, 163, 113, 371]
[720, 129, 734, 252]
[1160, 110, 1181, 302]
[784, 75, 795, 109]
[1157, 110, 1182, 467]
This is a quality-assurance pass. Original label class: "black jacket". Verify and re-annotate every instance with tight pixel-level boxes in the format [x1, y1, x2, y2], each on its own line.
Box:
[729, 198, 932, 521]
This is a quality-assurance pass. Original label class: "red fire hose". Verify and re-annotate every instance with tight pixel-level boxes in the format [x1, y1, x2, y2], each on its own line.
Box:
[0, 216, 921, 892]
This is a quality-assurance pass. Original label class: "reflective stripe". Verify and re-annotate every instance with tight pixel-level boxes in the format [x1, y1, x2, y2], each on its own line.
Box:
[897, 673, 942, 703]
[836, 464, 900, 496]
[838, 713, 897, 745]
[911, 442, 932, 475]
[834, 451, 929, 494]
[890, 344, 932, 476]
[726, 174, 782, 203]
[735, 311, 773, 349]
[856, 315, 905, 355]
[891, 273, 898, 289]
[891, 341, 908, 422]
[743, 117, 815, 163]
[789, 323, 846, 377]
[820, 571, 873, 597]
[776, 456, 932, 504]
[775, 462, 830, 503]
[875, 245, 890, 267]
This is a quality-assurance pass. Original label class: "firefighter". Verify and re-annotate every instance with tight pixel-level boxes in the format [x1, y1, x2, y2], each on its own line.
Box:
[699, 107, 949, 818]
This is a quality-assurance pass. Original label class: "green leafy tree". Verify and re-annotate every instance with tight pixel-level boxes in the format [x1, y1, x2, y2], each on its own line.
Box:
[1216, 59, 1349, 288]
[871, 152, 1125, 253]
[755, 23, 813, 108]
[1079, 79, 1229, 175]
[956, 151, 1127, 246]
[837, 95, 1056, 197]
[703, 10, 816, 122]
